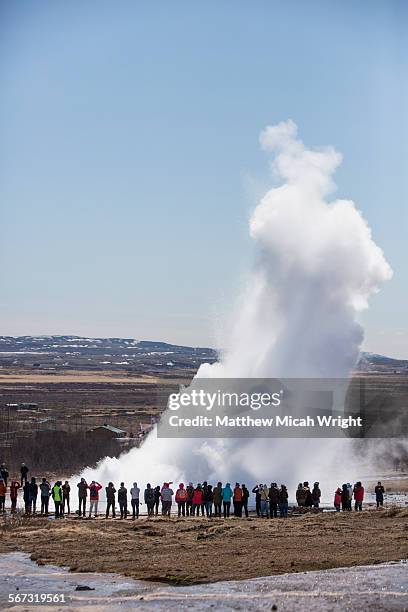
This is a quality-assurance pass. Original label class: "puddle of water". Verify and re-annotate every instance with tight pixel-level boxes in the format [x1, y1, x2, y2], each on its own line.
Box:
[0, 552, 407, 610]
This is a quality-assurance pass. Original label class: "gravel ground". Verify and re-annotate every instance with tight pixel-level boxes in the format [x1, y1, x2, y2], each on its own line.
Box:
[1, 510, 407, 584]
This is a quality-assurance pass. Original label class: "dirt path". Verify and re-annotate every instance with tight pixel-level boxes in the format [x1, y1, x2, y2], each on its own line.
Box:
[0, 509, 407, 585]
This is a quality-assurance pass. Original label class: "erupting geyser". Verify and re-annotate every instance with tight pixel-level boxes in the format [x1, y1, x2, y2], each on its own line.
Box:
[83, 121, 392, 495]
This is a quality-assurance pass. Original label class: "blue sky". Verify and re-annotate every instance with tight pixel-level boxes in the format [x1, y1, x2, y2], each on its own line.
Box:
[1, 1, 407, 357]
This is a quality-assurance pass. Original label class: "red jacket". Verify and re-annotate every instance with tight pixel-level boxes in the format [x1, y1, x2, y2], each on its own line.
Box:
[353, 485, 364, 502]
[88, 482, 102, 501]
[192, 489, 203, 505]
[10, 481, 20, 500]
[233, 486, 243, 501]
[334, 488, 342, 506]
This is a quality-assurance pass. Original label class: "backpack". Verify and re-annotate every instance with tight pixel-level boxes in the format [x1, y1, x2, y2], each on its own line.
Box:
[176, 488, 187, 502]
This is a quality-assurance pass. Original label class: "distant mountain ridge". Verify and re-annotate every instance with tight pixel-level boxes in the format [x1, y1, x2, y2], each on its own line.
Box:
[357, 352, 408, 373]
[0, 335, 217, 374]
[0, 335, 406, 374]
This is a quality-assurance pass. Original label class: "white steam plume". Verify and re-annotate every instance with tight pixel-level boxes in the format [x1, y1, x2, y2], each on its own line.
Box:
[82, 121, 392, 498]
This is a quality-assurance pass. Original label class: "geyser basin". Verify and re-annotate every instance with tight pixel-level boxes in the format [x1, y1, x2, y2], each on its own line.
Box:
[83, 120, 392, 494]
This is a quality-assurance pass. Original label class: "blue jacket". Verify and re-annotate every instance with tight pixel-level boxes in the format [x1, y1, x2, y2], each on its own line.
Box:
[221, 484, 233, 501]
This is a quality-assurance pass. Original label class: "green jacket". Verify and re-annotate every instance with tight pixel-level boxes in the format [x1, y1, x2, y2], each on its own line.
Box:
[52, 485, 62, 502]
[212, 486, 222, 504]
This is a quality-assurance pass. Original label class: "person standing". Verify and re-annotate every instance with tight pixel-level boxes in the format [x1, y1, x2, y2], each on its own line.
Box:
[77, 478, 88, 517]
[23, 480, 31, 514]
[252, 485, 261, 517]
[334, 487, 342, 512]
[29, 477, 38, 514]
[105, 482, 116, 518]
[312, 482, 321, 508]
[160, 482, 174, 517]
[341, 484, 349, 511]
[130, 482, 140, 519]
[144, 483, 155, 517]
[268, 483, 279, 518]
[20, 463, 29, 486]
[260, 484, 269, 517]
[0, 464, 9, 487]
[296, 483, 306, 507]
[279, 484, 289, 518]
[88, 481, 102, 518]
[346, 483, 353, 511]
[353, 481, 364, 511]
[375, 481, 385, 508]
[118, 483, 128, 519]
[200, 488, 206, 516]
[213, 482, 222, 517]
[204, 484, 213, 517]
[303, 482, 313, 508]
[175, 483, 187, 517]
[0, 479, 6, 512]
[242, 484, 249, 518]
[192, 484, 203, 517]
[154, 486, 161, 516]
[202, 482, 211, 517]
[52, 481, 63, 518]
[186, 482, 194, 516]
[62, 481, 71, 515]
[10, 479, 21, 513]
[233, 483, 243, 517]
[222, 483, 233, 518]
[40, 478, 51, 515]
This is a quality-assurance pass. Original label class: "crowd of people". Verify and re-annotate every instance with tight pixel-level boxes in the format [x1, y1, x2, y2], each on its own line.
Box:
[0, 462, 386, 519]
[333, 481, 384, 511]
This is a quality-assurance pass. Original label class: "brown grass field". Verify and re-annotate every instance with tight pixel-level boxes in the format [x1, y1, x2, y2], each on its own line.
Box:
[0, 370, 160, 384]
[0, 367, 191, 445]
[0, 509, 407, 585]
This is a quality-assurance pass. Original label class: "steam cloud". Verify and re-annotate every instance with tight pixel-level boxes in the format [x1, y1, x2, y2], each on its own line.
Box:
[83, 121, 392, 498]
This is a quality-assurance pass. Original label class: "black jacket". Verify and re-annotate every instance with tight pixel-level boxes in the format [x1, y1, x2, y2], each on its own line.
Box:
[268, 486, 279, 504]
[29, 482, 38, 498]
[312, 487, 321, 502]
[375, 485, 384, 501]
[279, 488, 288, 503]
[144, 487, 155, 503]
[106, 486, 116, 502]
[252, 485, 261, 501]
[117, 487, 127, 502]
